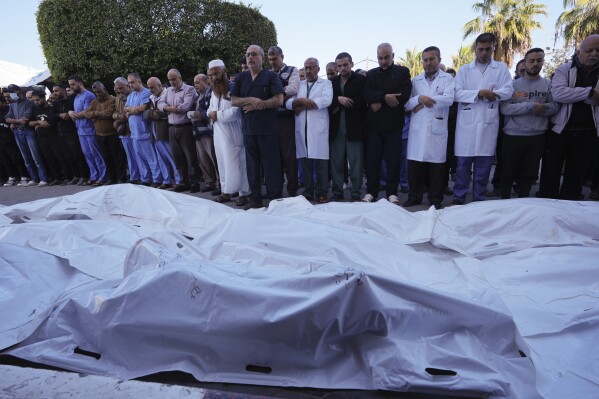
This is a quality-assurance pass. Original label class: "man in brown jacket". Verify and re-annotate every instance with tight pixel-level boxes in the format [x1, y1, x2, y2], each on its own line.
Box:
[81, 81, 126, 184]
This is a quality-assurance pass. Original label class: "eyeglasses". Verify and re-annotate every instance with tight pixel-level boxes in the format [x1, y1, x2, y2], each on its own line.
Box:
[246, 52, 261, 58]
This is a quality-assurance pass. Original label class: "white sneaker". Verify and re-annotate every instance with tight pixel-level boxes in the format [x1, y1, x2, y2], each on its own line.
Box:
[3, 177, 16, 187]
[388, 194, 400, 204]
[362, 193, 374, 202]
[26, 180, 38, 187]
[37, 180, 48, 187]
[17, 178, 29, 187]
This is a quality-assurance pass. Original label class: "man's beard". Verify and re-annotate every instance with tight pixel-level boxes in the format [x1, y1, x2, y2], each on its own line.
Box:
[212, 78, 229, 97]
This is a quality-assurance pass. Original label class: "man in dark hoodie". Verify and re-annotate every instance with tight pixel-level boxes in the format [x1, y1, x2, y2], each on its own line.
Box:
[328, 52, 366, 201]
[29, 89, 65, 185]
[362, 43, 411, 204]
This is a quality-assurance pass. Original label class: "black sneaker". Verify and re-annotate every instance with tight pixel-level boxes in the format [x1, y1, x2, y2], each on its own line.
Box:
[243, 200, 264, 210]
[171, 184, 190, 192]
[402, 199, 421, 207]
[189, 184, 201, 193]
[431, 202, 443, 210]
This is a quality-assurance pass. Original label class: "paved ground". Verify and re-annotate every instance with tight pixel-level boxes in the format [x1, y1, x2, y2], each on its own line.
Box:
[0, 178, 454, 211]
[3, 168, 593, 209]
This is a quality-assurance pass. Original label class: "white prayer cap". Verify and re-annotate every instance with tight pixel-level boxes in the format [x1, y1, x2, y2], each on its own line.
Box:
[208, 59, 225, 69]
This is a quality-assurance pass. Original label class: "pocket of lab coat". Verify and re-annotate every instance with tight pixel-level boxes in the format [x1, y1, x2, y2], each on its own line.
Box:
[432, 118, 446, 135]
[458, 103, 473, 124]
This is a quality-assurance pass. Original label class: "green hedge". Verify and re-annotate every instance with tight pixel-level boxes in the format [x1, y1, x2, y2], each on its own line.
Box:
[37, 0, 277, 86]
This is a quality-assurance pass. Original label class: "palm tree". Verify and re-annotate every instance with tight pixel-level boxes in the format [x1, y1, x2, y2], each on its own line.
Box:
[452, 45, 475, 70]
[463, 0, 547, 67]
[398, 47, 423, 78]
[555, 0, 599, 47]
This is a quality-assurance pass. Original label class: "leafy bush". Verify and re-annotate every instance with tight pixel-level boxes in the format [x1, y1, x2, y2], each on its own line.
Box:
[36, 0, 277, 86]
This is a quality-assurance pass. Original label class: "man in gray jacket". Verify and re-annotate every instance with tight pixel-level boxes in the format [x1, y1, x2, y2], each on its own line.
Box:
[499, 48, 558, 199]
[538, 34, 599, 200]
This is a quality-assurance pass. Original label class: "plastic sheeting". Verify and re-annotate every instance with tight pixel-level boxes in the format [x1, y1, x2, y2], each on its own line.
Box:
[1, 185, 598, 398]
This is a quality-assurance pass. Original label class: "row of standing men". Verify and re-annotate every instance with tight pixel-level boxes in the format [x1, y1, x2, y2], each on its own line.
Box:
[2, 33, 598, 210]
[228, 33, 599, 210]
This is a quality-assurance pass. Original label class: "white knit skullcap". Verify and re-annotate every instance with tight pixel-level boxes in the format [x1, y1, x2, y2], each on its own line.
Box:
[208, 59, 225, 69]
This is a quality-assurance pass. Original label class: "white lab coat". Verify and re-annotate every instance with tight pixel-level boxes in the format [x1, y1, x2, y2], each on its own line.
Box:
[405, 71, 455, 163]
[286, 78, 333, 160]
[207, 92, 250, 196]
[454, 60, 513, 156]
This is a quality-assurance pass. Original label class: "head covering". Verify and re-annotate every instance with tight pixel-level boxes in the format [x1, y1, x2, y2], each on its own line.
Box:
[208, 59, 225, 69]
[6, 84, 21, 93]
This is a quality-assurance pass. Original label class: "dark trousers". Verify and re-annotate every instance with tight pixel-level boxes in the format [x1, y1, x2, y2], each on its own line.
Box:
[59, 132, 89, 179]
[37, 133, 64, 181]
[591, 140, 599, 190]
[539, 129, 596, 200]
[366, 129, 402, 198]
[195, 134, 219, 187]
[276, 113, 298, 195]
[96, 134, 127, 183]
[407, 160, 445, 205]
[490, 123, 505, 190]
[500, 133, 545, 199]
[444, 126, 456, 186]
[0, 143, 29, 180]
[169, 125, 201, 186]
[244, 134, 282, 203]
[301, 158, 328, 198]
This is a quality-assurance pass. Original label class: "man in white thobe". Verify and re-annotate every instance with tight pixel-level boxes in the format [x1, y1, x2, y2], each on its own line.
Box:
[207, 60, 250, 207]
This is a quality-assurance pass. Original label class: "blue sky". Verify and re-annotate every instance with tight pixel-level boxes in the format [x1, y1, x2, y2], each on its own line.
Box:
[2, 0, 566, 73]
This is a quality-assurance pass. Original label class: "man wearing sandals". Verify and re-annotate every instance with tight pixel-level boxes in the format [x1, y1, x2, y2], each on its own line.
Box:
[207, 60, 250, 207]
[287, 57, 333, 204]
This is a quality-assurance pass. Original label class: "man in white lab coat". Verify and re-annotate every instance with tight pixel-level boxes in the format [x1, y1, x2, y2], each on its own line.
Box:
[287, 57, 333, 203]
[452, 33, 513, 205]
[403, 46, 455, 209]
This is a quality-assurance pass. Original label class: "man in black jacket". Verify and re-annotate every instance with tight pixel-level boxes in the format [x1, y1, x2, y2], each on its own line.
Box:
[363, 43, 412, 203]
[268, 46, 300, 197]
[329, 52, 367, 201]
[30, 90, 65, 185]
[53, 84, 89, 185]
